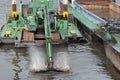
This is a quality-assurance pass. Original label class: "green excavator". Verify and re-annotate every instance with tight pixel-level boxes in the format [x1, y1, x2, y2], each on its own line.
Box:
[0, 0, 83, 72]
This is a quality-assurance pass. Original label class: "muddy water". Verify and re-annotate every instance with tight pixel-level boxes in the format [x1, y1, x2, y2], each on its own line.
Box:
[0, 43, 115, 80]
[0, 0, 120, 80]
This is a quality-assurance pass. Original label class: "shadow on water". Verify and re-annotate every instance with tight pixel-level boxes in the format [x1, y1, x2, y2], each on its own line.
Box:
[87, 7, 120, 80]
[29, 71, 71, 80]
[0, 44, 29, 80]
[12, 52, 22, 80]
[91, 43, 120, 80]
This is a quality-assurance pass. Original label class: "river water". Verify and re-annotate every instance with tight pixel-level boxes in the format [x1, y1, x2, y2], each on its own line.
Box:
[0, 0, 120, 80]
[0, 43, 115, 80]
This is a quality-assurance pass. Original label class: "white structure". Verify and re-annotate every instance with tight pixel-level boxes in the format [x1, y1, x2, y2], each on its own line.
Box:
[113, 0, 120, 6]
[12, 0, 16, 4]
[61, 0, 76, 4]
[72, 0, 75, 4]
[116, 0, 120, 5]
[61, 0, 68, 5]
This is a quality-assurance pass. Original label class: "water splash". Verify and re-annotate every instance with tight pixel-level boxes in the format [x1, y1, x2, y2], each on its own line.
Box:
[28, 46, 48, 72]
[53, 52, 70, 72]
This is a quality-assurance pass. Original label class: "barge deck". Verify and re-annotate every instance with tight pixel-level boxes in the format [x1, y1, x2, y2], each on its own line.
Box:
[70, 1, 120, 71]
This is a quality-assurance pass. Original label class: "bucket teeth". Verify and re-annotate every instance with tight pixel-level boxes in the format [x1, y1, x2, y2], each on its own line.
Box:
[53, 52, 70, 72]
[48, 61, 53, 70]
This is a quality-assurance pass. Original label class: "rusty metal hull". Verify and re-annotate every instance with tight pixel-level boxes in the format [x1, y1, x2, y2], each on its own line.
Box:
[15, 30, 63, 47]
[0, 27, 63, 47]
[0, 38, 14, 43]
[104, 43, 120, 71]
[76, 17, 120, 71]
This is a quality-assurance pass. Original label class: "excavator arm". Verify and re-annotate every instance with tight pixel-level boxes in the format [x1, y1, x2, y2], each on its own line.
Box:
[44, 6, 53, 68]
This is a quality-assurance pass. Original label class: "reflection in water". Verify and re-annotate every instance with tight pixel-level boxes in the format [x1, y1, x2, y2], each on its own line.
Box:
[12, 53, 22, 80]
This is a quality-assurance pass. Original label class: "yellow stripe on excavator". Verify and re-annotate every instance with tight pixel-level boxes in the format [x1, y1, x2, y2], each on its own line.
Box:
[70, 30, 76, 36]
[63, 11, 68, 18]
[5, 31, 11, 35]
[12, 11, 20, 19]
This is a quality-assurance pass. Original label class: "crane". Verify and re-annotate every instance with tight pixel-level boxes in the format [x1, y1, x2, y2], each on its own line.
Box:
[0, 0, 83, 72]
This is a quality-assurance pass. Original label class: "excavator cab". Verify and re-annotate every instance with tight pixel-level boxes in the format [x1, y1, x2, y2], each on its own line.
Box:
[49, 10, 56, 31]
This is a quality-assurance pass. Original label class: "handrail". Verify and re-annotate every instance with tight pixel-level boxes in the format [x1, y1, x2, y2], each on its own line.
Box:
[73, 1, 107, 26]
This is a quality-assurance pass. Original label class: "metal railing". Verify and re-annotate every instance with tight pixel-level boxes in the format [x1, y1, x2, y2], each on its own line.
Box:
[73, 1, 107, 26]
[5, 4, 12, 23]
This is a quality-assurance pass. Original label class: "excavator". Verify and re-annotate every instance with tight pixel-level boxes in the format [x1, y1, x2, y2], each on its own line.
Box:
[0, 0, 83, 72]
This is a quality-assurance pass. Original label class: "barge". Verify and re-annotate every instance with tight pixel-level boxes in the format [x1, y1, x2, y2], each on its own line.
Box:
[1, 0, 120, 72]
[68, 0, 120, 71]
[0, 0, 83, 72]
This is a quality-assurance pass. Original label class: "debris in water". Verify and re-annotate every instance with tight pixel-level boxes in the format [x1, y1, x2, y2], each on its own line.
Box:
[28, 46, 48, 72]
[53, 52, 70, 72]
